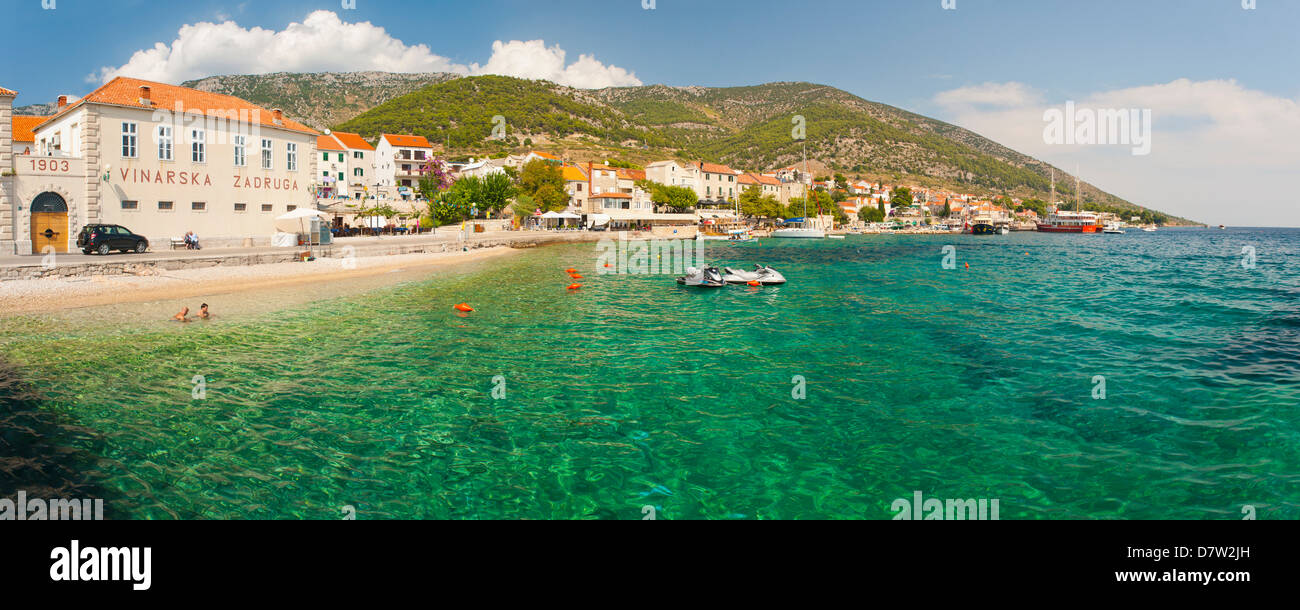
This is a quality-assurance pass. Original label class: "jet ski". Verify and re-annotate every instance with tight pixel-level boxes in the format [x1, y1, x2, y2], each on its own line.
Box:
[722, 265, 787, 285]
[677, 266, 726, 287]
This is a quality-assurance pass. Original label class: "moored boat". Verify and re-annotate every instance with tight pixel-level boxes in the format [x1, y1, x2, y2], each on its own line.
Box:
[771, 217, 826, 239]
[722, 265, 787, 285]
[1037, 210, 1103, 233]
[677, 266, 726, 287]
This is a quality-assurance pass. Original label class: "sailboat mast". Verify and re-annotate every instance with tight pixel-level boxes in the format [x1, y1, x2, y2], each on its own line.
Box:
[803, 143, 810, 221]
[1050, 168, 1056, 207]
[1074, 168, 1080, 212]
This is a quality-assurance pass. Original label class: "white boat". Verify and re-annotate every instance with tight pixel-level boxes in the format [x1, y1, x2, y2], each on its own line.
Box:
[771, 224, 826, 239]
[828, 234, 846, 240]
[1103, 221, 1125, 234]
[676, 266, 725, 287]
[722, 265, 787, 285]
[771, 143, 825, 239]
[1142, 225, 1157, 233]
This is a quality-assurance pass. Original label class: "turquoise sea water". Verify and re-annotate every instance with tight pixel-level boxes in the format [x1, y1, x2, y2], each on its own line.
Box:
[1, 228, 1297, 519]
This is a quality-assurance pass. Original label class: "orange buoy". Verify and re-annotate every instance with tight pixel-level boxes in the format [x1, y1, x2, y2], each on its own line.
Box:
[747, 280, 762, 287]
[604, 263, 612, 268]
[567, 283, 582, 290]
[964, 262, 970, 269]
[565, 268, 577, 273]
[569, 273, 584, 279]
[453, 303, 474, 312]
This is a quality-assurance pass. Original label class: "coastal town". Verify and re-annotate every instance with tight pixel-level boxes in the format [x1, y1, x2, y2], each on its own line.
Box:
[1, 76, 1162, 265]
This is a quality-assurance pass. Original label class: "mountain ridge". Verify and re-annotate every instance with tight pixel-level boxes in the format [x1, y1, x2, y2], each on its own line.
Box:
[19, 71, 1189, 223]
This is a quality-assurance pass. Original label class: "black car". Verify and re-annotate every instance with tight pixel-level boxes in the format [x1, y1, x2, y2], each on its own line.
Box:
[77, 224, 149, 255]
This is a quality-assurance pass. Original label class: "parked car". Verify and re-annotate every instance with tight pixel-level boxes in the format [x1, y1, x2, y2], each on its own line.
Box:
[77, 224, 149, 255]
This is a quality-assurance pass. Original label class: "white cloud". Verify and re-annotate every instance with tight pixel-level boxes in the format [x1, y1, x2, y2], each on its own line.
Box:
[90, 10, 641, 89]
[931, 79, 1300, 227]
[934, 82, 1042, 110]
[469, 40, 641, 89]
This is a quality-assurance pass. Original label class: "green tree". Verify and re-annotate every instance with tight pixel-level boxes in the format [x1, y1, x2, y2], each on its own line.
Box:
[639, 180, 697, 213]
[478, 172, 518, 217]
[518, 159, 569, 211]
[891, 187, 914, 208]
[859, 206, 885, 223]
[739, 185, 782, 219]
[519, 159, 565, 197]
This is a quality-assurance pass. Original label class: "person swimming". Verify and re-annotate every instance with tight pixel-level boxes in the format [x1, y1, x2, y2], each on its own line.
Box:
[173, 307, 190, 322]
[198, 303, 210, 319]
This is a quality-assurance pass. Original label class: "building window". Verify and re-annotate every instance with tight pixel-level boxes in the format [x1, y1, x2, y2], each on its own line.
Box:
[261, 139, 273, 170]
[287, 205, 297, 212]
[157, 126, 172, 161]
[234, 135, 247, 167]
[191, 128, 206, 163]
[192, 202, 206, 211]
[121, 200, 138, 210]
[323, 152, 331, 162]
[353, 151, 363, 159]
[337, 172, 343, 181]
[121, 122, 137, 158]
[234, 203, 247, 212]
[337, 153, 344, 163]
[158, 201, 174, 211]
[261, 204, 273, 212]
[353, 168, 363, 177]
[287, 143, 298, 171]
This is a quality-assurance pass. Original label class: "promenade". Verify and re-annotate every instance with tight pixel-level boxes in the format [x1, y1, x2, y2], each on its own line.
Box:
[0, 230, 604, 281]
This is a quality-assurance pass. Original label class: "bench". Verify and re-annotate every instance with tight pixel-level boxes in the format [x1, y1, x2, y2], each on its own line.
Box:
[169, 237, 186, 250]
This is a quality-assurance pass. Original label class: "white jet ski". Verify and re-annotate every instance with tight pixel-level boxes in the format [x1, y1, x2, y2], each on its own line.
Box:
[722, 265, 787, 285]
[677, 266, 726, 287]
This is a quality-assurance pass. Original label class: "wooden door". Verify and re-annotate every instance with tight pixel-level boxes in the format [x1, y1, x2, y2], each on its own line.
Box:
[31, 213, 69, 253]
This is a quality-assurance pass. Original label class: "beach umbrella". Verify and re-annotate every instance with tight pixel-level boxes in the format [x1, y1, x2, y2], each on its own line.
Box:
[276, 207, 330, 258]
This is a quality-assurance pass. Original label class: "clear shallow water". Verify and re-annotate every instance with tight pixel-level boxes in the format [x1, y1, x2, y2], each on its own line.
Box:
[1, 228, 1297, 519]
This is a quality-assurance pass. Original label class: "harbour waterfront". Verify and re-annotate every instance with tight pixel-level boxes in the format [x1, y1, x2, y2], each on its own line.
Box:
[0, 228, 1297, 519]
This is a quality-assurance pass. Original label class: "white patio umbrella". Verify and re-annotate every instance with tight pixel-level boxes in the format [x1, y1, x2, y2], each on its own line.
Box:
[276, 207, 330, 257]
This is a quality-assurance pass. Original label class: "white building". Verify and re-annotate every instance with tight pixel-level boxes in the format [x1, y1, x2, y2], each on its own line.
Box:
[0, 77, 319, 253]
[320, 130, 375, 200]
[374, 133, 434, 201]
[645, 160, 699, 192]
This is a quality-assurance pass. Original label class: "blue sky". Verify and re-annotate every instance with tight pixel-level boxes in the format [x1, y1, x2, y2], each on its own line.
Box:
[5, 0, 1299, 224]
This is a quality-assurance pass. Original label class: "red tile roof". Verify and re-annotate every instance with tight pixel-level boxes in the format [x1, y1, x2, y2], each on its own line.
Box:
[12, 116, 49, 142]
[739, 172, 779, 186]
[617, 168, 646, 181]
[0, 87, 15, 97]
[37, 77, 317, 135]
[592, 192, 632, 199]
[698, 162, 734, 175]
[560, 166, 588, 182]
[383, 134, 432, 148]
[531, 151, 560, 160]
[330, 131, 375, 151]
[317, 135, 346, 151]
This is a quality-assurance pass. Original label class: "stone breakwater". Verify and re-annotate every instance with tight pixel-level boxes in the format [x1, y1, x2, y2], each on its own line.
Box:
[0, 232, 605, 282]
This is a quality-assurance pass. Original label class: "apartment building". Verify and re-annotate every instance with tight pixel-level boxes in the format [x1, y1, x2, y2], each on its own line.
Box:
[374, 133, 434, 200]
